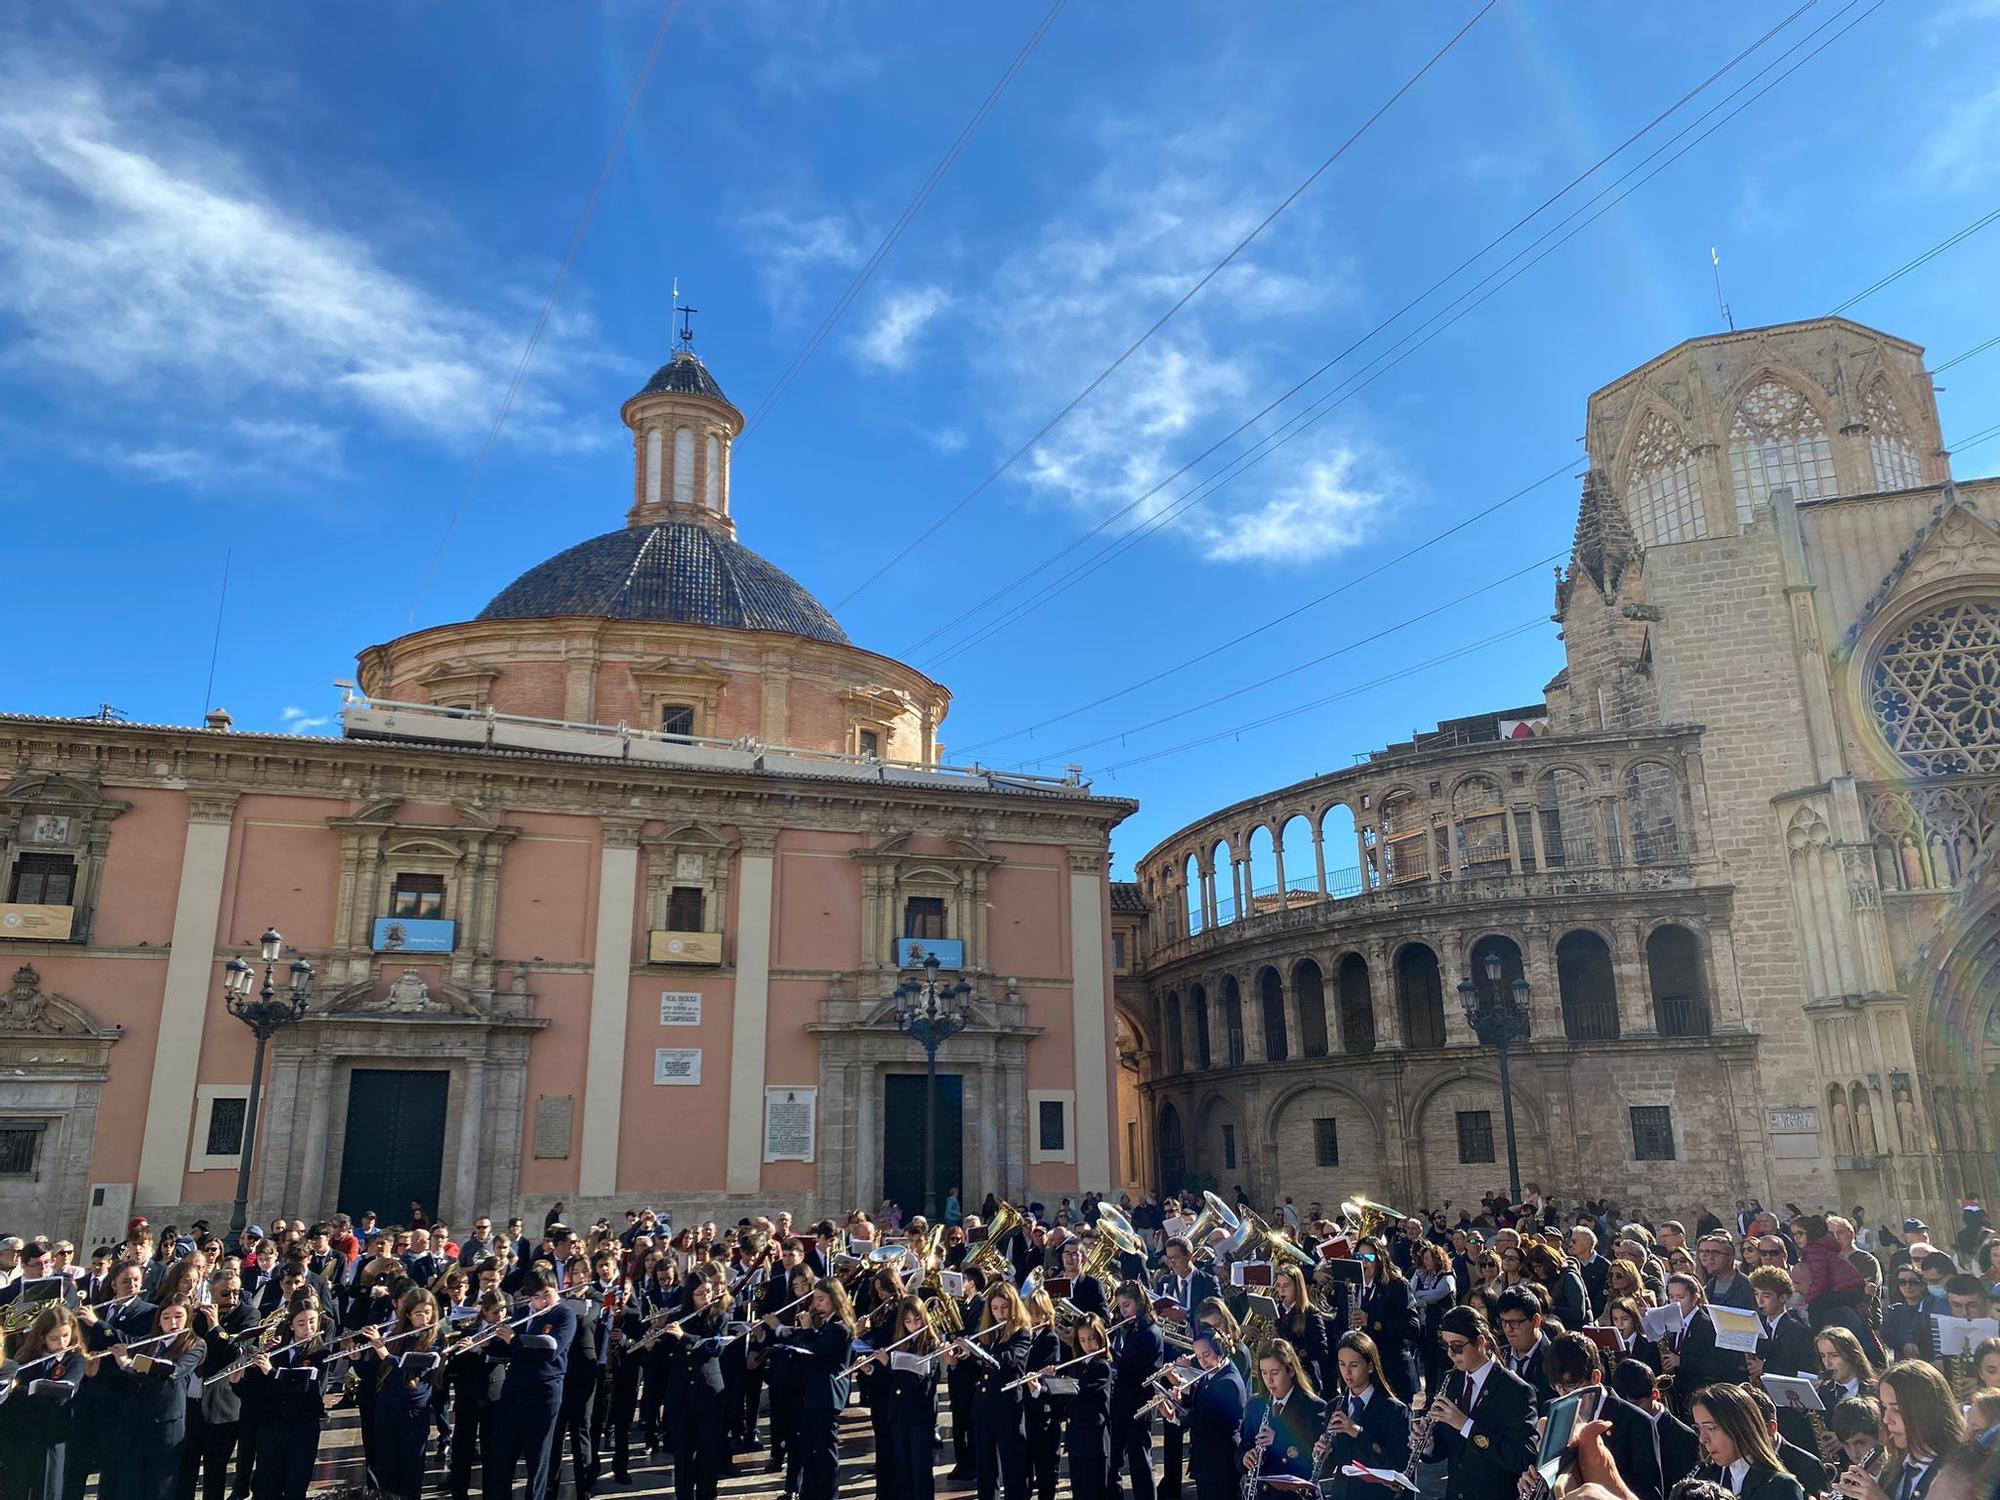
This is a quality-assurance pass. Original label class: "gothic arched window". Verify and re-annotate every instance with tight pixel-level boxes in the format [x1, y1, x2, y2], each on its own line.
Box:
[1728, 377, 1838, 523]
[1871, 600, 2000, 775]
[1864, 379, 1924, 492]
[1627, 410, 1707, 546]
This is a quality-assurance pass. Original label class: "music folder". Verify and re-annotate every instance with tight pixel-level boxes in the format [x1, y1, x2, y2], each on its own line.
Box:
[1760, 1373, 1825, 1411]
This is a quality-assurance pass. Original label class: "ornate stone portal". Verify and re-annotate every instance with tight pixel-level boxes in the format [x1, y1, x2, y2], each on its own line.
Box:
[0, 965, 119, 1241]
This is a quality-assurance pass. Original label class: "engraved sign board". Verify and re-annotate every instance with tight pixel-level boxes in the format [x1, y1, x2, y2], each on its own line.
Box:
[533, 1095, 574, 1159]
[659, 992, 702, 1026]
[654, 1049, 702, 1086]
[1767, 1107, 1821, 1161]
[765, 1087, 816, 1162]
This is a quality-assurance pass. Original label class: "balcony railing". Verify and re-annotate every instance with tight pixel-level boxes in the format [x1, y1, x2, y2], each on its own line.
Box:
[1151, 862, 1699, 968]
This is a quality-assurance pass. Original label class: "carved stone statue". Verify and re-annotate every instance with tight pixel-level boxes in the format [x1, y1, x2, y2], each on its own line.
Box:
[0, 965, 51, 1032]
[1854, 1090, 1880, 1156]
[1828, 1091, 1855, 1157]
[1895, 1089, 1923, 1154]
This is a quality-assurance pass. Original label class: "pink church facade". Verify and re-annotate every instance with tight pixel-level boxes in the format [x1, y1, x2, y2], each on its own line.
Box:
[0, 345, 1133, 1242]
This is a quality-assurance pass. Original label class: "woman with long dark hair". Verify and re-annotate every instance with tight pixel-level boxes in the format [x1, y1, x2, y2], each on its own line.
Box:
[1835, 1360, 1965, 1500]
[233, 1295, 327, 1500]
[954, 1280, 1034, 1500]
[358, 1286, 442, 1500]
[871, 1294, 940, 1500]
[1240, 1337, 1326, 1484]
[1046, 1313, 1111, 1500]
[99, 1295, 204, 1500]
[1410, 1241, 1456, 1398]
[0, 1303, 86, 1500]
[1021, 1282, 1063, 1500]
[1688, 1382, 1805, 1500]
[1271, 1263, 1331, 1399]
[1353, 1236, 1419, 1402]
[1312, 1330, 1410, 1497]
[764, 1277, 856, 1500]
[1107, 1279, 1164, 1500]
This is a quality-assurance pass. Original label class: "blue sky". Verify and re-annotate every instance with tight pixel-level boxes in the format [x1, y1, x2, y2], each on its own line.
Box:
[4, 0, 1998, 879]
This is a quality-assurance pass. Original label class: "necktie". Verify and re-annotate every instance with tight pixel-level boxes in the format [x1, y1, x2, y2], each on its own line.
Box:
[1349, 1395, 1362, 1420]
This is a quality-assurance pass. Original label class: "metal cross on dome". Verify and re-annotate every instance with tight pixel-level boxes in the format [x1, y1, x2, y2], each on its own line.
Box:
[673, 279, 698, 350]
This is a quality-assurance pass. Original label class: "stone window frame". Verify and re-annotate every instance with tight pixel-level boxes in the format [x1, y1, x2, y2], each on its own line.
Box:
[631, 658, 727, 742]
[326, 800, 518, 998]
[1029, 1089, 1074, 1164]
[1621, 406, 1709, 547]
[642, 823, 738, 952]
[415, 660, 500, 713]
[0, 772, 130, 945]
[189, 1083, 251, 1172]
[841, 686, 904, 762]
[854, 833, 999, 978]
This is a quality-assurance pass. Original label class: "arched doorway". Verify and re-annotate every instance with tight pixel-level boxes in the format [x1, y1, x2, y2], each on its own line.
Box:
[1293, 959, 1329, 1057]
[1556, 930, 1619, 1040]
[1396, 944, 1445, 1049]
[1158, 1101, 1186, 1193]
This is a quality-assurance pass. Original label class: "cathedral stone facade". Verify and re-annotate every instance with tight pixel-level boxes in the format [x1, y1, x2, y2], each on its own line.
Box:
[1119, 317, 2000, 1226]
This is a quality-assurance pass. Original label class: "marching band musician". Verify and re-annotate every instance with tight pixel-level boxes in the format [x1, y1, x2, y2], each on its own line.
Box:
[444, 1291, 506, 1500]
[636, 1256, 684, 1455]
[98, 1293, 204, 1500]
[0, 1303, 86, 1500]
[663, 1273, 730, 1500]
[557, 1258, 606, 1500]
[1056, 1239, 1109, 1324]
[1046, 1312, 1112, 1500]
[763, 1276, 857, 1500]
[1352, 1235, 1421, 1403]
[856, 1264, 908, 1500]
[1022, 1282, 1064, 1500]
[1312, 1330, 1412, 1497]
[873, 1294, 941, 1500]
[1660, 1271, 1748, 1412]
[1155, 1238, 1222, 1330]
[953, 1280, 1035, 1500]
[945, 1265, 990, 1483]
[1543, 1331, 1664, 1500]
[358, 1287, 444, 1500]
[64, 1258, 153, 1500]
[1834, 1361, 1963, 1500]
[1418, 1304, 1536, 1500]
[1492, 1287, 1558, 1409]
[1184, 1325, 1247, 1500]
[190, 1269, 259, 1500]
[484, 1268, 576, 1500]
[1606, 1296, 1664, 1374]
[767, 1262, 818, 1495]
[1270, 1264, 1331, 1400]
[1687, 1382, 1807, 1500]
[231, 1293, 327, 1500]
[1108, 1278, 1165, 1500]
[1237, 1336, 1327, 1485]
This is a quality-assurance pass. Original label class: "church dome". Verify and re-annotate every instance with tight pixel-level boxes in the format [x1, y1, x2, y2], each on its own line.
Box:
[476, 521, 850, 645]
[634, 353, 729, 403]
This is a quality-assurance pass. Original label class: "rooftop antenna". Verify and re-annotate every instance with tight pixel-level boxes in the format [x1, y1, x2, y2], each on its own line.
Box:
[201, 547, 232, 722]
[1710, 246, 1735, 332]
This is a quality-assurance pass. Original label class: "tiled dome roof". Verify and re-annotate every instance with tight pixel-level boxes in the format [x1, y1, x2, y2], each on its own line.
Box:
[633, 350, 729, 404]
[477, 522, 848, 644]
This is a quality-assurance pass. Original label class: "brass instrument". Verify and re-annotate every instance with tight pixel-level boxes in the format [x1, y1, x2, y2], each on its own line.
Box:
[964, 1202, 1024, 1281]
[1, 1281, 66, 1336]
[1236, 1212, 1316, 1273]
[840, 1293, 960, 1378]
[1338, 1197, 1407, 1241]
[1186, 1192, 1242, 1264]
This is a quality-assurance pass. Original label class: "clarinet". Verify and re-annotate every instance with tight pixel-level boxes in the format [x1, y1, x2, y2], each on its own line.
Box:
[1243, 1407, 1275, 1500]
[1402, 1388, 1446, 1483]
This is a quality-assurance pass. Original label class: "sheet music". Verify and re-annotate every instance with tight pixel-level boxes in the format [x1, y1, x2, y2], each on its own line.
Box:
[1340, 1463, 1418, 1492]
[1639, 1303, 1684, 1342]
[1760, 1373, 1825, 1411]
[1707, 1305, 1761, 1354]
[890, 1351, 928, 1373]
[1934, 1314, 2000, 1356]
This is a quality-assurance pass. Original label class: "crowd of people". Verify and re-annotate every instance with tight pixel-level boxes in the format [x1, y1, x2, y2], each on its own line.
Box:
[1, 1185, 1997, 1500]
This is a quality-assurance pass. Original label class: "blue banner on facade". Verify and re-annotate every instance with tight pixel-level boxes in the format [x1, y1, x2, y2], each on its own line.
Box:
[372, 917, 456, 953]
[896, 937, 964, 970]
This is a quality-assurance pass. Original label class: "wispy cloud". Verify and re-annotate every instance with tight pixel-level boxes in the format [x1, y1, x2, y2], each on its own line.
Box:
[854, 284, 951, 370]
[728, 201, 865, 322]
[1920, 83, 2000, 189]
[0, 60, 607, 483]
[278, 705, 333, 735]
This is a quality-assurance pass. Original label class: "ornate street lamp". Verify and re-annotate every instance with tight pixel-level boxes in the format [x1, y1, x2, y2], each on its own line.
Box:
[894, 953, 971, 1220]
[1457, 950, 1530, 1206]
[220, 928, 314, 1248]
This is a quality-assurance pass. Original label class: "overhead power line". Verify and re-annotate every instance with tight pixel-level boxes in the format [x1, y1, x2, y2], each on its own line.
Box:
[1931, 333, 2000, 376]
[1828, 206, 2000, 317]
[908, 0, 1869, 669]
[411, 0, 683, 626]
[830, 0, 1500, 609]
[738, 0, 1067, 439]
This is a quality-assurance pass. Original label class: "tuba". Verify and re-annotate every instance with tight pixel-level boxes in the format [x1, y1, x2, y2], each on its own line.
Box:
[1186, 1192, 1242, 1264]
[965, 1201, 1024, 1280]
[1338, 1197, 1407, 1241]
[1237, 1212, 1317, 1273]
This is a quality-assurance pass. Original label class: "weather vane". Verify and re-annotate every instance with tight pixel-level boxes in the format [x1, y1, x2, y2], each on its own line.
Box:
[672, 276, 698, 350]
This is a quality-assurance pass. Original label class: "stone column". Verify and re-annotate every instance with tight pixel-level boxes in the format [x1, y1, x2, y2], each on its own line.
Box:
[136, 792, 238, 1210]
[1354, 824, 1371, 893]
[454, 1058, 487, 1222]
[1067, 848, 1114, 1193]
[1241, 980, 1267, 1065]
[579, 820, 643, 1198]
[1609, 923, 1652, 1036]
[725, 831, 779, 1196]
[1529, 803, 1550, 873]
[1313, 830, 1329, 895]
[1207, 984, 1229, 1069]
[1372, 941, 1403, 1050]
[1280, 975, 1304, 1062]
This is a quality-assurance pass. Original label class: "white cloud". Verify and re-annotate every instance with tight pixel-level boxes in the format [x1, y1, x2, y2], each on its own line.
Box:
[278, 705, 333, 735]
[854, 284, 951, 370]
[1192, 445, 1390, 564]
[1920, 83, 2000, 189]
[925, 425, 969, 455]
[728, 201, 866, 322]
[0, 61, 605, 481]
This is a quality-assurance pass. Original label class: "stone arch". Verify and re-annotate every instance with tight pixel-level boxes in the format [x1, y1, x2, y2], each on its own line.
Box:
[1536, 766, 1599, 869]
[1293, 958, 1329, 1058]
[1338, 951, 1377, 1055]
[1184, 852, 1203, 935]
[1380, 788, 1431, 885]
[1277, 813, 1316, 905]
[1247, 824, 1278, 917]
[1158, 1100, 1187, 1192]
[1257, 965, 1288, 1062]
[1318, 801, 1362, 895]
[1555, 928, 1619, 1040]
[1212, 839, 1235, 924]
[1723, 365, 1842, 521]
[1194, 1090, 1245, 1180]
[1467, 933, 1528, 1034]
[1395, 942, 1446, 1050]
[1191, 982, 1212, 1070]
[1645, 923, 1712, 1036]
[1450, 773, 1510, 876]
[1221, 975, 1246, 1065]
[1406, 1065, 1549, 1209]
[1263, 1081, 1387, 1207]
[1858, 368, 1928, 491]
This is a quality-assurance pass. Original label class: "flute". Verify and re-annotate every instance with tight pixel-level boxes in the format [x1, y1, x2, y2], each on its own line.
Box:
[204, 1333, 326, 1388]
[728, 1291, 816, 1349]
[844, 1321, 936, 1378]
[443, 1307, 540, 1357]
[1002, 1343, 1111, 1391]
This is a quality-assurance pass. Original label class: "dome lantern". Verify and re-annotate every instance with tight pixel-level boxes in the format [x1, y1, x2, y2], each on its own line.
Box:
[620, 306, 742, 537]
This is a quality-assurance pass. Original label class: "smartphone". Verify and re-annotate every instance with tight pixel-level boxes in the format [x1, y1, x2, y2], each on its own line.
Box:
[1536, 1387, 1603, 1486]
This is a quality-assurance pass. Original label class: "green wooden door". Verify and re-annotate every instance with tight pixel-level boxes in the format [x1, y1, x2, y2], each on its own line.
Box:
[337, 1069, 449, 1223]
[882, 1073, 962, 1219]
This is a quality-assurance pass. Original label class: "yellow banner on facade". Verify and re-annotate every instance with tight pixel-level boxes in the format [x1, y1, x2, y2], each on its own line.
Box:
[0, 904, 74, 940]
[649, 930, 722, 966]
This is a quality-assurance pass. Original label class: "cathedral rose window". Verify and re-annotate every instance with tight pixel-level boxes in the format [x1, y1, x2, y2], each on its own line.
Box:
[1870, 599, 2000, 776]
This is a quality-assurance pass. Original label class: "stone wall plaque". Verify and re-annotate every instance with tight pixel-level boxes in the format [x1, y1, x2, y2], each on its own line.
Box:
[764, 1087, 816, 1162]
[1767, 1106, 1821, 1160]
[653, 1049, 702, 1086]
[533, 1095, 573, 1159]
[659, 991, 702, 1026]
